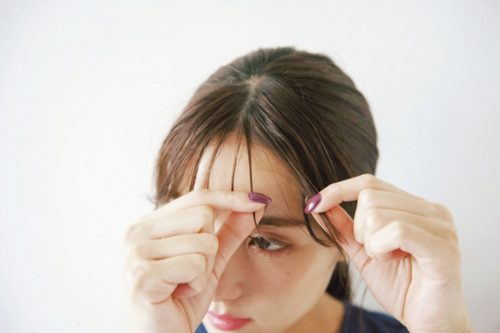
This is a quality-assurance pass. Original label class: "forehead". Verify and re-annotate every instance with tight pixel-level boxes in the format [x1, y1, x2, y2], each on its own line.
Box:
[193, 134, 304, 220]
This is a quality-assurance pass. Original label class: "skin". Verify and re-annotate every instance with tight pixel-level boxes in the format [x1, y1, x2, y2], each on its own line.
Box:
[308, 175, 474, 333]
[123, 135, 346, 333]
[198, 136, 345, 333]
[123, 135, 474, 333]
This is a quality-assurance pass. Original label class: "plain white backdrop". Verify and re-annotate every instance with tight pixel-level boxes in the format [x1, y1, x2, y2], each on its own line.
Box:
[1, 1, 499, 332]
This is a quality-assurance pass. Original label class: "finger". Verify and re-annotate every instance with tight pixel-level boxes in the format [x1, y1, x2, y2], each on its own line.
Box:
[170, 283, 200, 299]
[314, 205, 370, 272]
[132, 253, 206, 304]
[127, 190, 270, 242]
[195, 231, 220, 296]
[318, 206, 413, 274]
[212, 208, 265, 280]
[305, 174, 413, 214]
[353, 189, 453, 243]
[140, 189, 270, 222]
[125, 205, 216, 244]
[322, 206, 417, 273]
[364, 221, 442, 260]
[128, 234, 220, 298]
[130, 233, 219, 260]
[360, 208, 457, 245]
[124, 233, 219, 279]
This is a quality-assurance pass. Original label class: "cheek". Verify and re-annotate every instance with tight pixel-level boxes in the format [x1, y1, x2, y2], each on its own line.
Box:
[245, 259, 297, 294]
[247, 250, 331, 296]
[268, 267, 301, 292]
[243, 252, 335, 327]
[279, 251, 339, 295]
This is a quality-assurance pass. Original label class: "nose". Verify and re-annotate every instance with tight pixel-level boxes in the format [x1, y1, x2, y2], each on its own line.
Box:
[212, 244, 248, 302]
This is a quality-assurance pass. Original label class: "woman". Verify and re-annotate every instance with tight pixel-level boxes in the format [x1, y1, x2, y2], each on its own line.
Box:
[123, 47, 473, 332]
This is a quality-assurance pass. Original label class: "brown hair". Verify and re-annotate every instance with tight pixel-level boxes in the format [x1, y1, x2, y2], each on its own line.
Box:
[152, 46, 378, 301]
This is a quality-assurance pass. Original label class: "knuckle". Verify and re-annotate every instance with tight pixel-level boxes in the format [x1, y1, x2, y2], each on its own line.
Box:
[133, 273, 151, 294]
[448, 229, 459, 242]
[428, 201, 444, 217]
[218, 189, 238, 206]
[133, 271, 147, 290]
[125, 223, 140, 243]
[442, 222, 459, 241]
[431, 201, 442, 214]
[364, 208, 382, 230]
[196, 204, 215, 223]
[434, 202, 453, 220]
[130, 242, 147, 259]
[358, 189, 377, 208]
[360, 173, 377, 188]
[190, 253, 207, 272]
[131, 260, 153, 284]
[392, 221, 406, 239]
[205, 234, 219, 255]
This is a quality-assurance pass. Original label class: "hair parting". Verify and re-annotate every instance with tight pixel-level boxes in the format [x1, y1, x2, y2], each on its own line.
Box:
[152, 46, 379, 301]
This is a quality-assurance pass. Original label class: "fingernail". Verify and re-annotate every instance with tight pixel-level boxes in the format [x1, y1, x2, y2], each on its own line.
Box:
[248, 192, 272, 205]
[304, 193, 321, 214]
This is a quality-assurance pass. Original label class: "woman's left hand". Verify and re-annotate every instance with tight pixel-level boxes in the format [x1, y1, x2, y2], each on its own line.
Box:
[305, 174, 473, 333]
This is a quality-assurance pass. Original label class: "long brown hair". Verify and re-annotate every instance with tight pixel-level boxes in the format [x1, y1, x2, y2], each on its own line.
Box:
[152, 46, 378, 301]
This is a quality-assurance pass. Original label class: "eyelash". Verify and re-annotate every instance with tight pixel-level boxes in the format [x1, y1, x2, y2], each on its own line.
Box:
[247, 234, 290, 258]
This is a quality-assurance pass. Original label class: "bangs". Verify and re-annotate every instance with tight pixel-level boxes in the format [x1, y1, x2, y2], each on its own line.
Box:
[166, 128, 339, 246]
[151, 46, 381, 301]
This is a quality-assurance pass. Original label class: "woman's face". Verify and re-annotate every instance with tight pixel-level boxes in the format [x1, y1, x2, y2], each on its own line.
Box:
[193, 135, 342, 333]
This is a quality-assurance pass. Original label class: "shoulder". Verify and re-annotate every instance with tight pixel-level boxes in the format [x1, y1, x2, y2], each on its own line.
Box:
[341, 302, 409, 333]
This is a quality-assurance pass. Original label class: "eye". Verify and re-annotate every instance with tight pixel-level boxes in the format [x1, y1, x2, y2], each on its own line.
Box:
[248, 235, 286, 251]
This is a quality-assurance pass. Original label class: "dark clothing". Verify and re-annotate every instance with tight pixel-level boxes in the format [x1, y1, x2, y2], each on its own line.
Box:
[195, 302, 409, 332]
[339, 302, 409, 332]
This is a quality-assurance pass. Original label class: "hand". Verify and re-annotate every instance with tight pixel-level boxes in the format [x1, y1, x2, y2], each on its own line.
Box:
[306, 174, 473, 333]
[122, 190, 268, 333]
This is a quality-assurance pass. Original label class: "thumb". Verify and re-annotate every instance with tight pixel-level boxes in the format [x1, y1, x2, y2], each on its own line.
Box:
[313, 205, 363, 260]
[212, 208, 265, 280]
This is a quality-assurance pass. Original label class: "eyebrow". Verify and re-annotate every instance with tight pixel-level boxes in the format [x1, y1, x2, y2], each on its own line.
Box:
[258, 215, 305, 227]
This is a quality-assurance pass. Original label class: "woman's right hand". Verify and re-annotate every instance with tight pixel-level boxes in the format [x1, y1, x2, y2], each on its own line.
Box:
[122, 190, 269, 333]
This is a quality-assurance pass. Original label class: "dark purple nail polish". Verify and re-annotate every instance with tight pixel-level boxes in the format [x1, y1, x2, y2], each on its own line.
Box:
[248, 192, 272, 205]
[304, 193, 321, 214]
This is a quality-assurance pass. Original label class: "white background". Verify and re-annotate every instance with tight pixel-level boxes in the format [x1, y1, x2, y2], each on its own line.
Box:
[1, 1, 499, 332]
